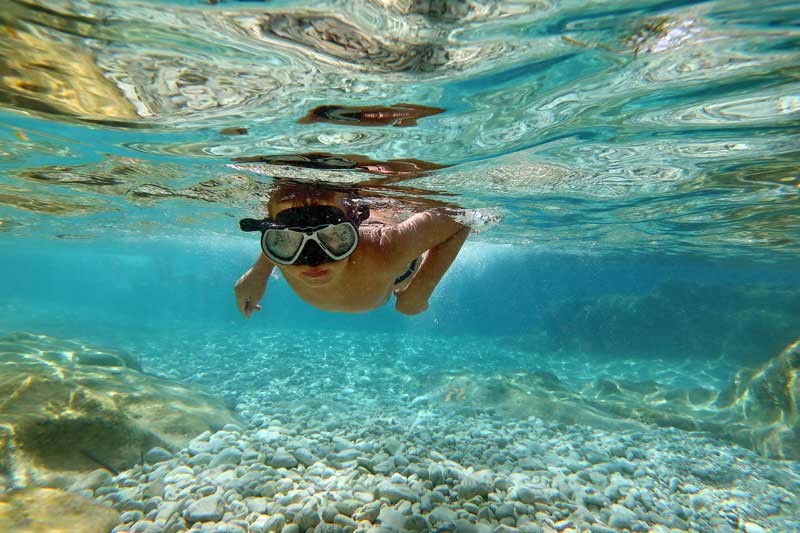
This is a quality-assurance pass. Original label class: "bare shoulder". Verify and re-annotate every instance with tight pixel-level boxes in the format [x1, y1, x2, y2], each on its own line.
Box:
[351, 212, 464, 274]
[380, 211, 466, 252]
[354, 225, 391, 262]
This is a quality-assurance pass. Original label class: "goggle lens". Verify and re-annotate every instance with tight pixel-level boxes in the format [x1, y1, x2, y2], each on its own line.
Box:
[261, 222, 357, 265]
[264, 229, 305, 261]
[317, 224, 357, 256]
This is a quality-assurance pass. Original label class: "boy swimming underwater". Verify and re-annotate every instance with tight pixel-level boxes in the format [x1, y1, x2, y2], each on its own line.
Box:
[234, 182, 469, 316]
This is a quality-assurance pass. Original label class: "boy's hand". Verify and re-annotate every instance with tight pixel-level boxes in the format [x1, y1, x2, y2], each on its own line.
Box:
[234, 268, 266, 318]
[394, 290, 429, 315]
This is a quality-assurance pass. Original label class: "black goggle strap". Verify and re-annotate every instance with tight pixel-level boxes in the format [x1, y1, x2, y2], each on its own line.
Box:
[239, 218, 271, 232]
[240, 214, 361, 233]
[240, 218, 336, 235]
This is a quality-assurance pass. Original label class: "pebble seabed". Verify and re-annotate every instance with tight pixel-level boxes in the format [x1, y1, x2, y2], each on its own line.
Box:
[73, 392, 799, 533]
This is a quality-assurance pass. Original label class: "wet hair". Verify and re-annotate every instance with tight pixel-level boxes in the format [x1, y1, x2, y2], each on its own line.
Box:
[266, 179, 370, 224]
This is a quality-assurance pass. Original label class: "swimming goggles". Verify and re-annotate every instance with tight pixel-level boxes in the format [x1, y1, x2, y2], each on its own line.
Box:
[240, 207, 359, 265]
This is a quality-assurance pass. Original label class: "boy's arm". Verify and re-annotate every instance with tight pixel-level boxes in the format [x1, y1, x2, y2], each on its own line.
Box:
[380, 211, 470, 315]
[234, 253, 274, 319]
[395, 226, 469, 315]
[379, 210, 468, 269]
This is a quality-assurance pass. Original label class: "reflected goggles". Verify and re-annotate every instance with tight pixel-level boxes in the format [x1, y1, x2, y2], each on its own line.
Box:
[239, 218, 359, 265]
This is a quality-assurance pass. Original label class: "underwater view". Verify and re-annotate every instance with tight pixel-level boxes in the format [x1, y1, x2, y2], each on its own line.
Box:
[1, 0, 800, 532]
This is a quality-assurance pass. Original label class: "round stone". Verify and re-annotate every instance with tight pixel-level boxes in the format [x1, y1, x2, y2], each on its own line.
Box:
[210, 447, 242, 468]
[184, 495, 225, 523]
[143, 447, 172, 464]
[272, 447, 298, 469]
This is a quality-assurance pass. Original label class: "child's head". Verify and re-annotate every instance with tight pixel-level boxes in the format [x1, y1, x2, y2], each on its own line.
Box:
[252, 180, 370, 283]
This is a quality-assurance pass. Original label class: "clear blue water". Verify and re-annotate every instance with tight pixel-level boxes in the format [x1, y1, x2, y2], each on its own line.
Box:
[2, 0, 800, 530]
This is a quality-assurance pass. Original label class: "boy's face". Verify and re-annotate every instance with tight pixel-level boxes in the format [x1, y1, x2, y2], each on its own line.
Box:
[268, 195, 353, 287]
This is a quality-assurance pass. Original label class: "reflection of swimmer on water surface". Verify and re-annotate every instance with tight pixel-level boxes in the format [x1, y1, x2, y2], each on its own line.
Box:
[234, 181, 469, 316]
[231, 152, 448, 179]
[298, 103, 444, 127]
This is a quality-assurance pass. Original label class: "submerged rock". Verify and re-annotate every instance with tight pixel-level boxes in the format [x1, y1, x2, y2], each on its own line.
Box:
[0, 487, 119, 533]
[143, 447, 172, 464]
[0, 332, 238, 489]
[716, 336, 800, 460]
[184, 494, 224, 523]
[458, 469, 493, 500]
[425, 336, 800, 460]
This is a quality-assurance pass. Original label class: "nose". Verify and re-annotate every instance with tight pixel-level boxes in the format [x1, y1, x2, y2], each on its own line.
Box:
[294, 239, 331, 267]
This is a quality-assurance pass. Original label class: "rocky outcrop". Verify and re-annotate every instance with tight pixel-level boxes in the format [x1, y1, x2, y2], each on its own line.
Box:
[0, 332, 239, 491]
[431, 336, 800, 460]
[715, 337, 800, 459]
[0, 487, 120, 533]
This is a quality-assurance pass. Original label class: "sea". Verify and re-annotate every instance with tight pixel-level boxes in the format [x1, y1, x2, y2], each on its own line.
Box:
[1, 0, 799, 532]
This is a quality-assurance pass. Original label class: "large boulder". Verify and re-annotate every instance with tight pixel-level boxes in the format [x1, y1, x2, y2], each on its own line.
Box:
[0, 332, 239, 489]
[715, 336, 800, 459]
[0, 487, 119, 533]
[428, 336, 800, 460]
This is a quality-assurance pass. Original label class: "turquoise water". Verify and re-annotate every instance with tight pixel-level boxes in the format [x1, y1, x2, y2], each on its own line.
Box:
[2, 0, 800, 532]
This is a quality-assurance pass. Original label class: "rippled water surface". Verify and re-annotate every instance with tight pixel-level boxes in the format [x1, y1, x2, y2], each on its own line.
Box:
[1, 0, 798, 258]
